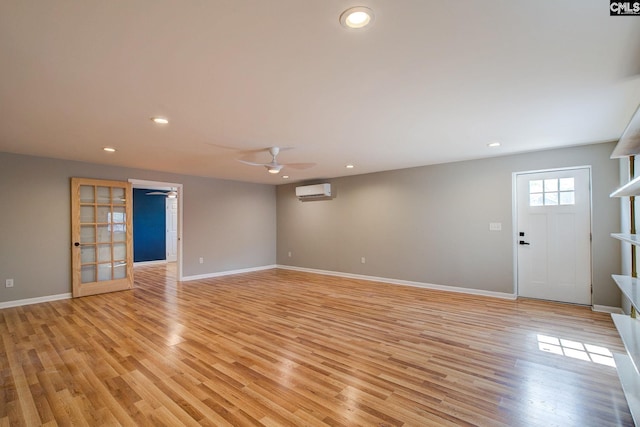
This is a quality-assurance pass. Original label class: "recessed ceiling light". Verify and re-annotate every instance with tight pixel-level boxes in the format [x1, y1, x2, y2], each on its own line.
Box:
[340, 7, 374, 29]
[103, 147, 116, 152]
[282, 175, 290, 179]
[346, 164, 355, 169]
[487, 142, 501, 148]
[151, 117, 169, 124]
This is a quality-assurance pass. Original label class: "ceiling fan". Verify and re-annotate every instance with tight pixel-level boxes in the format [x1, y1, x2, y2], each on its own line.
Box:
[238, 146, 316, 174]
[146, 190, 178, 198]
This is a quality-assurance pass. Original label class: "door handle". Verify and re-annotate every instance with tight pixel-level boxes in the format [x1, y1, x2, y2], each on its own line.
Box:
[74, 242, 80, 247]
[519, 240, 530, 245]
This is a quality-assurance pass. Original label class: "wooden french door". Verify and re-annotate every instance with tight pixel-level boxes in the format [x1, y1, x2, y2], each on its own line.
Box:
[71, 178, 134, 297]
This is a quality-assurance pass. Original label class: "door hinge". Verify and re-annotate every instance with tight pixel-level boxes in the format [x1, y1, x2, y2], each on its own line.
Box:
[590, 233, 592, 242]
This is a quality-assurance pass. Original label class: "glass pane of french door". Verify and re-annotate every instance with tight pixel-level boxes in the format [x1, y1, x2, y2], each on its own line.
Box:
[71, 178, 133, 297]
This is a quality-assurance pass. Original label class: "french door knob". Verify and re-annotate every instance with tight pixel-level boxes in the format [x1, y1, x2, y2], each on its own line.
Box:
[74, 242, 80, 247]
[519, 240, 530, 245]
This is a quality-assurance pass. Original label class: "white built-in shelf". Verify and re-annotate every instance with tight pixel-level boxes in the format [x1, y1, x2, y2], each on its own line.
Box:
[612, 314, 640, 377]
[612, 275, 640, 313]
[611, 175, 640, 197]
[612, 234, 640, 246]
[611, 105, 640, 424]
[611, 105, 640, 158]
[614, 353, 640, 426]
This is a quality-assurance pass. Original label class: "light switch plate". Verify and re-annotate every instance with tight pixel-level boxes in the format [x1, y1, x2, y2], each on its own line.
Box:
[489, 222, 502, 231]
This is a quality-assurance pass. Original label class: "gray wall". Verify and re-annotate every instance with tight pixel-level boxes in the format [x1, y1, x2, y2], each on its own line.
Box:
[0, 143, 622, 307]
[0, 152, 276, 303]
[277, 142, 622, 307]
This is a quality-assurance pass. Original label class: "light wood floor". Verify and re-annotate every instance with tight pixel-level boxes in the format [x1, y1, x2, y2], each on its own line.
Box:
[1, 265, 633, 426]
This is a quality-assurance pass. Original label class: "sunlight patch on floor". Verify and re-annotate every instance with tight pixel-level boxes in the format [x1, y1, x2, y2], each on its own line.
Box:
[537, 334, 616, 367]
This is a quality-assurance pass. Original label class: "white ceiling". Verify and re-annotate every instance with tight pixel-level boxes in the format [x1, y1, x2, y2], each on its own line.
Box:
[1, 1, 640, 185]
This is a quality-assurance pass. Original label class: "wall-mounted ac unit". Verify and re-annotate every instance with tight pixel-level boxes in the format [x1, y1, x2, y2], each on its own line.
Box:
[295, 183, 331, 199]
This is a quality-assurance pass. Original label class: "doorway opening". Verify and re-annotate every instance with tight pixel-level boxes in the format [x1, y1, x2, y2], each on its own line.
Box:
[129, 179, 183, 281]
[513, 167, 592, 305]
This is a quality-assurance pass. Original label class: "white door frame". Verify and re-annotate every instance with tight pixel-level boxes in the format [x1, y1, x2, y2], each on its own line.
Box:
[512, 166, 593, 303]
[129, 179, 184, 281]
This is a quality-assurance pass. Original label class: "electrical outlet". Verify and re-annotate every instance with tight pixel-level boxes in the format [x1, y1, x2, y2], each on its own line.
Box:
[361, 257, 366, 264]
[6, 279, 14, 288]
[288, 251, 292, 258]
[199, 257, 204, 264]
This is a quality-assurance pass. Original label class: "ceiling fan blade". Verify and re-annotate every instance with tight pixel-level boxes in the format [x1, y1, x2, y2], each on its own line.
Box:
[237, 159, 268, 167]
[283, 162, 316, 170]
[207, 143, 294, 155]
[248, 146, 294, 153]
[145, 190, 178, 198]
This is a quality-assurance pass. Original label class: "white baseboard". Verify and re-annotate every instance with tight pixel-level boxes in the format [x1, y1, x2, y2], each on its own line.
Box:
[0, 293, 72, 310]
[2, 268, 607, 310]
[592, 305, 624, 314]
[277, 265, 517, 300]
[181, 264, 277, 282]
[134, 260, 168, 266]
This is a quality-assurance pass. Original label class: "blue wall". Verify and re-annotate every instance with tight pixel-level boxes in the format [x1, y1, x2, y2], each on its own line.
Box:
[133, 189, 166, 262]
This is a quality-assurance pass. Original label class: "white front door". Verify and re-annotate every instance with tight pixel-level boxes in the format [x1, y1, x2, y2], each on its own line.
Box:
[516, 168, 592, 305]
[166, 197, 178, 262]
